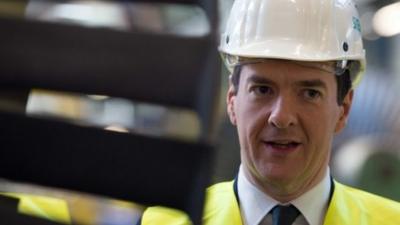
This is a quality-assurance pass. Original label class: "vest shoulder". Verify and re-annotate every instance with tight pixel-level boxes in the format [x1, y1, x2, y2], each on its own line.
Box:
[328, 181, 400, 224]
[142, 181, 241, 225]
[142, 206, 192, 225]
[204, 181, 235, 209]
[336, 182, 400, 209]
[203, 181, 242, 225]
[206, 181, 234, 196]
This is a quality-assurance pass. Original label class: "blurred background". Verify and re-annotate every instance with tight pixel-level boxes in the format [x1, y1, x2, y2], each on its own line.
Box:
[0, 0, 399, 224]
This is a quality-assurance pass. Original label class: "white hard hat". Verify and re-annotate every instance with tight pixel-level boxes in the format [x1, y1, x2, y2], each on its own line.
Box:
[219, 0, 366, 87]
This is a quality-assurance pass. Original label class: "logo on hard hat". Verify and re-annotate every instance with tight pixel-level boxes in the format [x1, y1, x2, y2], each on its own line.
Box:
[352, 17, 361, 33]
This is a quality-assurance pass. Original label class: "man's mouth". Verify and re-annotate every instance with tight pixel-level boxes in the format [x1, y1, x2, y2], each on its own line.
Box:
[263, 140, 301, 151]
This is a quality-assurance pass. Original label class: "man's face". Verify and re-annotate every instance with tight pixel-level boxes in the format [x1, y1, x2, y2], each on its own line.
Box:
[227, 60, 353, 196]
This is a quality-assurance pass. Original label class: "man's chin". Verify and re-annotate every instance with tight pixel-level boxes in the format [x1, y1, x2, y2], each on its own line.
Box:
[258, 167, 299, 190]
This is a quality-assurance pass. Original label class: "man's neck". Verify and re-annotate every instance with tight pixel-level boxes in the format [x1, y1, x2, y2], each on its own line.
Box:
[243, 165, 328, 203]
[237, 166, 332, 225]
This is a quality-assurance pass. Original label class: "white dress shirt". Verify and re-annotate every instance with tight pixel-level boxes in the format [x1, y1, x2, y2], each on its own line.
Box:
[237, 165, 331, 225]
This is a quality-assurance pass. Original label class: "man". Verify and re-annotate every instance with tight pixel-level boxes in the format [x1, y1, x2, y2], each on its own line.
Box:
[141, 0, 400, 224]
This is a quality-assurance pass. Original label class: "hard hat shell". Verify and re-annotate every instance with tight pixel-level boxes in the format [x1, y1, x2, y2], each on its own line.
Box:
[219, 0, 366, 87]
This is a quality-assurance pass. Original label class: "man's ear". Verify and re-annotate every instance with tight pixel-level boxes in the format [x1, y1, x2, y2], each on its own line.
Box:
[227, 75, 237, 126]
[335, 90, 354, 133]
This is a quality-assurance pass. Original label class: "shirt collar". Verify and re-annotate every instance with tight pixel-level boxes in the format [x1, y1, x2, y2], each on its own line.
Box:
[291, 168, 331, 225]
[237, 165, 278, 225]
[237, 165, 331, 225]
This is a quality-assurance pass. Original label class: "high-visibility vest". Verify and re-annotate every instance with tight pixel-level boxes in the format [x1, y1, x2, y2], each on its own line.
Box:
[142, 180, 400, 225]
[1, 192, 71, 224]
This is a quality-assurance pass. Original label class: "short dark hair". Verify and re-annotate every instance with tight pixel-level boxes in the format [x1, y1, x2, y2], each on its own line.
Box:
[231, 65, 352, 105]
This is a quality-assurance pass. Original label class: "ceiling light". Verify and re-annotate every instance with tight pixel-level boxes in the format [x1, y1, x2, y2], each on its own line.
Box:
[373, 2, 400, 37]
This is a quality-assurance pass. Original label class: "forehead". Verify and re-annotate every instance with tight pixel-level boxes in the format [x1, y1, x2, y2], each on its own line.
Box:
[240, 60, 337, 85]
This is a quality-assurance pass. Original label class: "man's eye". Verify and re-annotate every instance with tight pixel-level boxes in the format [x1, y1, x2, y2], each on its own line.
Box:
[303, 89, 321, 100]
[251, 86, 272, 96]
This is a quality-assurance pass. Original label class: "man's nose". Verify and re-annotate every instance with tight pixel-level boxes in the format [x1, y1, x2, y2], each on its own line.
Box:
[267, 95, 297, 129]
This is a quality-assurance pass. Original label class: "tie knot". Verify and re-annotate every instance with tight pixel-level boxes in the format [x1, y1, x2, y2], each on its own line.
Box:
[271, 204, 300, 225]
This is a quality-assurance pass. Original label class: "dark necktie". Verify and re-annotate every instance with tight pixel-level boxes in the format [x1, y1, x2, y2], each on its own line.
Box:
[271, 204, 300, 225]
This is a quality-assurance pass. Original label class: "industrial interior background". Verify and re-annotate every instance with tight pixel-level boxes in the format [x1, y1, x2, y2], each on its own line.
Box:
[0, 0, 399, 224]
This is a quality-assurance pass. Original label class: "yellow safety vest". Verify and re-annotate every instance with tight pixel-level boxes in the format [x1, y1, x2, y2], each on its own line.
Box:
[142, 180, 400, 225]
[0, 192, 71, 224]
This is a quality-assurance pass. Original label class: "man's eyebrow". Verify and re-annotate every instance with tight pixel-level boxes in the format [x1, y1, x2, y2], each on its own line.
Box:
[246, 75, 328, 89]
[295, 79, 328, 89]
[246, 75, 274, 84]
